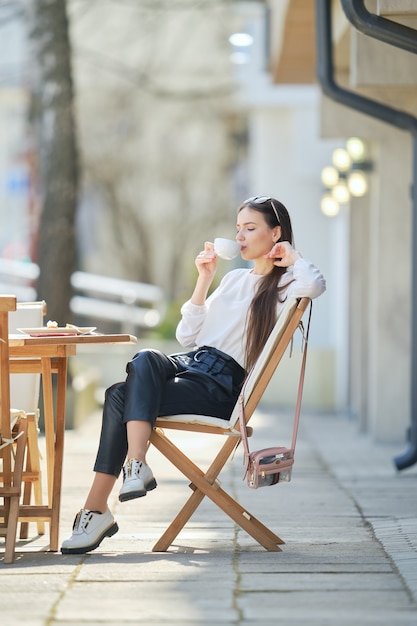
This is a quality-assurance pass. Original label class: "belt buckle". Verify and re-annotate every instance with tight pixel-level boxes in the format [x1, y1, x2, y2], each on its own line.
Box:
[194, 349, 208, 363]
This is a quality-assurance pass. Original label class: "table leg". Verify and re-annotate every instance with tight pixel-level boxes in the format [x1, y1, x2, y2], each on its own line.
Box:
[40, 356, 68, 552]
[50, 357, 68, 552]
[41, 358, 55, 508]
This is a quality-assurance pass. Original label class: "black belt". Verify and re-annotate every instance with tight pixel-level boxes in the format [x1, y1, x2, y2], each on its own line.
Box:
[175, 345, 245, 384]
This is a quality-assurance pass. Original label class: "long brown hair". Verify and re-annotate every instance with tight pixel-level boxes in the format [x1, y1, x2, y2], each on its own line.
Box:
[238, 197, 294, 372]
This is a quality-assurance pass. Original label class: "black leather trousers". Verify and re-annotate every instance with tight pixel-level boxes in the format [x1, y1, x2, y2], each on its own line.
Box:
[93, 347, 245, 477]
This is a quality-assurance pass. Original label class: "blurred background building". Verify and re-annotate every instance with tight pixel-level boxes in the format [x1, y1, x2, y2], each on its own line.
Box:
[1, 0, 416, 450]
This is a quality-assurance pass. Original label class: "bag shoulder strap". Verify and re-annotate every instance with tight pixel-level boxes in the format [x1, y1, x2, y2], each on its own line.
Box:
[290, 300, 312, 452]
[238, 300, 313, 471]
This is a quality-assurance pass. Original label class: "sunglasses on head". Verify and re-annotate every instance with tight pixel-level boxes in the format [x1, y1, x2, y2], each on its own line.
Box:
[245, 196, 281, 225]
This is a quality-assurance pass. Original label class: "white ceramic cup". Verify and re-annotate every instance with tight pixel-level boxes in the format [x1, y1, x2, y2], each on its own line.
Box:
[214, 237, 241, 260]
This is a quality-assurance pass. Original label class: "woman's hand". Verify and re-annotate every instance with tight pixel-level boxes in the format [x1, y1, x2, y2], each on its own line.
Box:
[265, 241, 302, 267]
[190, 242, 218, 306]
[195, 241, 218, 280]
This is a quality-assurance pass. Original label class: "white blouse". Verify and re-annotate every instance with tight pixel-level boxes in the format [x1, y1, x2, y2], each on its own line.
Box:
[176, 258, 326, 368]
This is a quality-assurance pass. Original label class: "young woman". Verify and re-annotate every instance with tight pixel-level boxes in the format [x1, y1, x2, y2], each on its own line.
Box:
[61, 196, 326, 554]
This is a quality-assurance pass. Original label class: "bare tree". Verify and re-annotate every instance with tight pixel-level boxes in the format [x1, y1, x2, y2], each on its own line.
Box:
[23, 0, 78, 323]
[69, 0, 242, 301]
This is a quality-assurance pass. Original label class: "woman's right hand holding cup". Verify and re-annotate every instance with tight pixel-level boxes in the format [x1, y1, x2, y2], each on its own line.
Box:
[195, 241, 218, 280]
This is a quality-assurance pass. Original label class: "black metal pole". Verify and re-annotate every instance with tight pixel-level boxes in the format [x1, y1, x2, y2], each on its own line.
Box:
[315, 0, 417, 469]
[341, 0, 417, 54]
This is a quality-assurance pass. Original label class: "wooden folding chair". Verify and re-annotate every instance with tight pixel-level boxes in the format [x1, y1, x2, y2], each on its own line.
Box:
[0, 294, 30, 564]
[150, 296, 311, 552]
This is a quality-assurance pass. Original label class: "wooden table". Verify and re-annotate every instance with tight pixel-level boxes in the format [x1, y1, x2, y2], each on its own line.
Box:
[8, 332, 137, 552]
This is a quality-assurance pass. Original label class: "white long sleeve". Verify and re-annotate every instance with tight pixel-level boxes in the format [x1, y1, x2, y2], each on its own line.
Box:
[176, 258, 325, 368]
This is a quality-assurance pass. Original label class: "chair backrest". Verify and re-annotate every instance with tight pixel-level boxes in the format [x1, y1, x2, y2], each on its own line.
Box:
[9, 301, 46, 413]
[0, 295, 17, 443]
[228, 296, 310, 427]
[156, 296, 310, 430]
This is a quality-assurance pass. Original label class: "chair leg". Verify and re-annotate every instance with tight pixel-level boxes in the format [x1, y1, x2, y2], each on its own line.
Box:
[152, 481, 205, 552]
[2, 418, 28, 564]
[4, 495, 20, 564]
[19, 481, 31, 539]
[150, 428, 284, 552]
[19, 414, 44, 538]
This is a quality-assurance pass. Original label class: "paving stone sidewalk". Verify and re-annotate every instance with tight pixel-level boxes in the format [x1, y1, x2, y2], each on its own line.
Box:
[1, 408, 416, 625]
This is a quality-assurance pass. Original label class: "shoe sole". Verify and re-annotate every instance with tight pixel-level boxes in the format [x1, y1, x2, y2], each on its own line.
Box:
[61, 522, 119, 555]
[118, 478, 157, 502]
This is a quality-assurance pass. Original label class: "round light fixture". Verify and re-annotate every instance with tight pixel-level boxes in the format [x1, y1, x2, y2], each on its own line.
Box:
[347, 171, 368, 197]
[332, 181, 350, 204]
[229, 33, 254, 47]
[346, 137, 366, 161]
[332, 148, 352, 172]
[230, 52, 249, 65]
[321, 138, 371, 217]
[321, 165, 339, 188]
[321, 194, 340, 217]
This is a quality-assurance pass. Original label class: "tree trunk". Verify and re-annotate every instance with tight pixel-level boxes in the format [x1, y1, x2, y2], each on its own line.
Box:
[25, 0, 78, 324]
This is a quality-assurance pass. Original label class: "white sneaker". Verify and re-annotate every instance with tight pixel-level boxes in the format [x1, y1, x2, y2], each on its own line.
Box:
[119, 459, 157, 502]
[61, 508, 118, 554]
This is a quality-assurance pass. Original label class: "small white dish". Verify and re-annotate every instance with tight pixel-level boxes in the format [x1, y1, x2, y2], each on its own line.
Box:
[18, 326, 96, 336]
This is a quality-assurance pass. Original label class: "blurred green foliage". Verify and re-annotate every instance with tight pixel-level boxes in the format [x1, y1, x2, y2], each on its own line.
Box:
[151, 298, 183, 340]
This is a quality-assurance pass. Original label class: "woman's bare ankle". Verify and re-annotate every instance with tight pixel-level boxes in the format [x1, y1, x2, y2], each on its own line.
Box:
[84, 501, 108, 514]
[126, 454, 147, 464]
